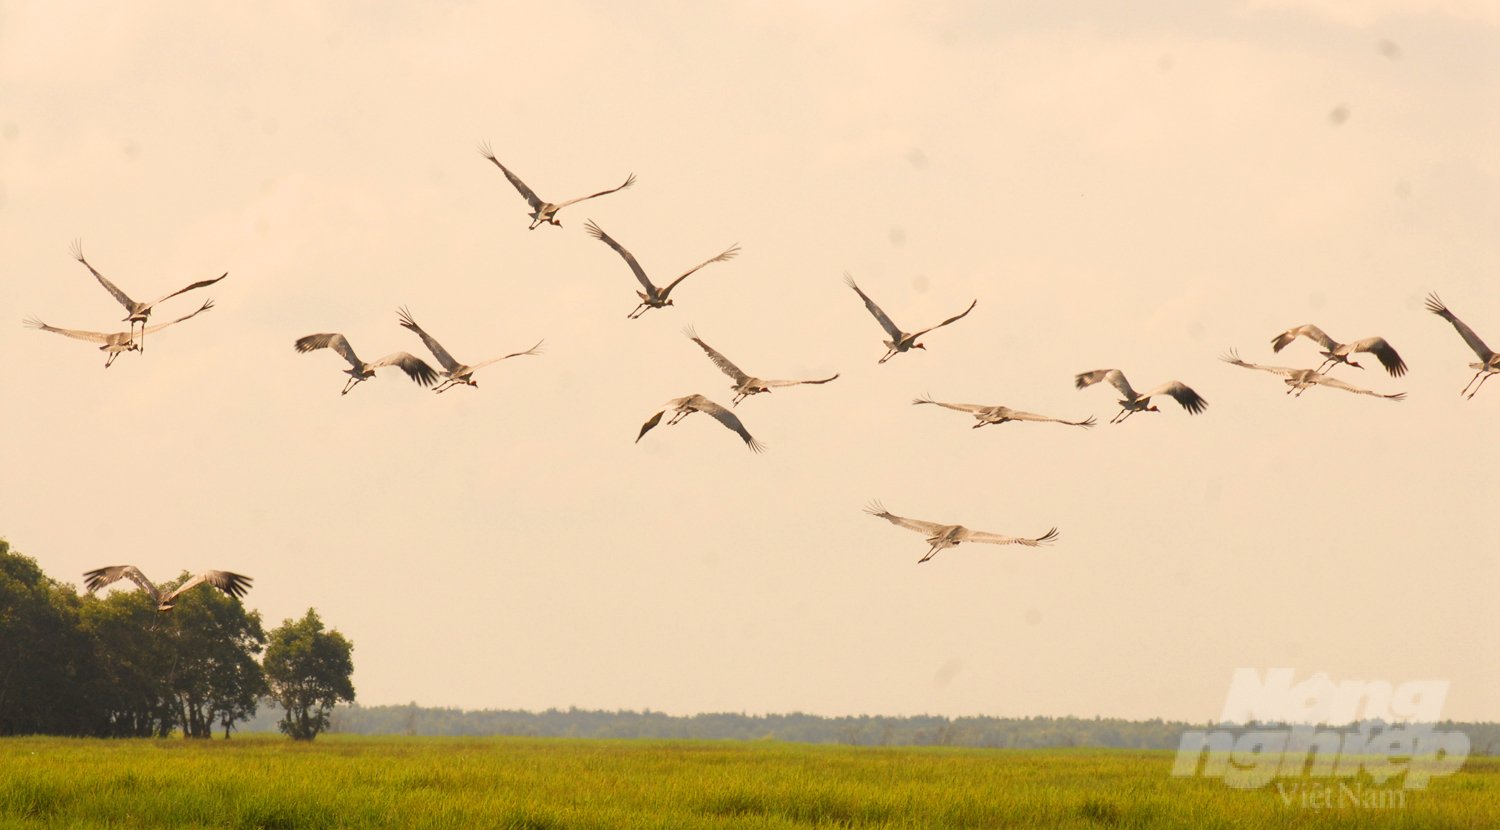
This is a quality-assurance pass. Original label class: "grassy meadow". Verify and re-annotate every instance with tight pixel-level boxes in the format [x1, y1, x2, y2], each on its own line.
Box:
[1, 735, 1495, 829]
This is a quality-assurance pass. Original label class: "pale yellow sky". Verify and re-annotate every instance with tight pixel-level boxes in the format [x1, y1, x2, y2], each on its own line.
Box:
[2, 0, 1496, 721]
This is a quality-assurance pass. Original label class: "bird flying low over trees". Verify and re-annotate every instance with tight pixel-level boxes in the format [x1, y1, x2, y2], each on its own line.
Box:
[1219, 349, 1405, 400]
[24, 299, 214, 367]
[636, 394, 765, 453]
[479, 143, 635, 230]
[294, 333, 439, 395]
[683, 326, 839, 406]
[864, 501, 1058, 563]
[1269, 324, 1407, 377]
[83, 565, 252, 611]
[1073, 369, 1208, 423]
[843, 274, 976, 364]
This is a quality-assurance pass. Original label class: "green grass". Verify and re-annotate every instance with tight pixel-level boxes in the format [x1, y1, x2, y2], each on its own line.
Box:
[0, 735, 1494, 828]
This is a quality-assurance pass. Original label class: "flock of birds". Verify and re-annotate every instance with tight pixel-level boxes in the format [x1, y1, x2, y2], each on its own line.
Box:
[22, 145, 1500, 611]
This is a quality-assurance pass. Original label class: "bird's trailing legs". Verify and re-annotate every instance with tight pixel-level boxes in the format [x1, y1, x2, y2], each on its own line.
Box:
[341, 377, 362, 395]
[1465, 371, 1495, 398]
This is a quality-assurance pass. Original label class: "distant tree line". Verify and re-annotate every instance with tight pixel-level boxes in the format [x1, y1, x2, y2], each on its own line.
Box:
[241, 704, 1499, 755]
[0, 540, 354, 739]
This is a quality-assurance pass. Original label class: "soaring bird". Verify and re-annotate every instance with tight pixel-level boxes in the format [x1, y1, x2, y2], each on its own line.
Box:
[912, 394, 1096, 429]
[1219, 349, 1405, 400]
[83, 565, 252, 612]
[1426, 293, 1500, 399]
[1074, 369, 1208, 423]
[684, 326, 839, 406]
[843, 274, 976, 363]
[294, 332, 438, 395]
[585, 220, 740, 318]
[1270, 324, 1407, 377]
[636, 394, 765, 452]
[397, 307, 543, 393]
[863, 501, 1058, 563]
[70, 240, 226, 353]
[479, 143, 635, 230]
[24, 299, 214, 367]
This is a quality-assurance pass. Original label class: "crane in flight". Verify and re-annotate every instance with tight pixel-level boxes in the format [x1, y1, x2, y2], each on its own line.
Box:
[71, 240, 226, 353]
[1219, 349, 1405, 400]
[684, 326, 839, 406]
[1426, 293, 1500, 399]
[24, 299, 214, 367]
[844, 274, 976, 363]
[1074, 369, 1208, 423]
[479, 143, 635, 230]
[636, 394, 765, 452]
[585, 220, 739, 318]
[294, 332, 439, 395]
[397, 307, 543, 393]
[864, 501, 1057, 563]
[912, 394, 1096, 429]
[83, 565, 252, 612]
[1270, 324, 1407, 377]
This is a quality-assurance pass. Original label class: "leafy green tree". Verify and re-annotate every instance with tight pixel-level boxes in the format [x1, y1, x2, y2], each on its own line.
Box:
[0, 540, 97, 735]
[158, 572, 267, 739]
[263, 609, 354, 741]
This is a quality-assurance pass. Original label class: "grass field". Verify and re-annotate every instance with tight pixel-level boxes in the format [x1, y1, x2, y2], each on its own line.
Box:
[1, 736, 1495, 829]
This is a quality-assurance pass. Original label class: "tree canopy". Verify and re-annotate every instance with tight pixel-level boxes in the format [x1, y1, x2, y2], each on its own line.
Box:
[263, 609, 356, 741]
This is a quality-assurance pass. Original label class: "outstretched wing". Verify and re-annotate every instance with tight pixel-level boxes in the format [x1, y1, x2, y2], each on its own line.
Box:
[1344, 336, 1407, 377]
[863, 500, 948, 537]
[584, 220, 656, 292]
[551, 173, 637, 210]
[141, 299, 214, 335]
[909, 299, 978, 340]
[966, 527, 1060, 547]
[1075, 369, 1138, 400]
[1141, 381, 1209, 414]
[843, 274, 903, 340]
[143, 272, 227, 309]
[1310, 375, 1405, 400]
[762, 374, 839, 388]
[396, 307, 461, 372]
[691, 395, 765, 452]
[635, 409, 666, 443]
[659, 244, 741, 295]
[479, 144, 543, 211]
[24, 316, 113, 344]
[1271, 324, 1336, 353]
[1219, 348, 1301, 377]
[162, 570, 253, 604]
[911, 395, 990, 415]
[295, 333, 363, 372]
[1000, 409, 1097, 428]
[1426, 293, 1496, 360]
[684, 326, 750, 384]
[71, 240, 137, 311]
[469, 340, 545, 372]
[82, 565, 161, 603]
[368, 352, 440, 386]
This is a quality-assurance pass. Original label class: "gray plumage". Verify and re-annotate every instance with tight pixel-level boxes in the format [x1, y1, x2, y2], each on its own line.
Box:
[479, 143, 635, 230]
[586, 220, 740, 318]
[684, 326, 839, 406]
[1074, 369, 1208, 423]
[864, 500, 1058, 563]
[397, 307, 543, 393]
[70, 240, 227, 353]
[83, 565, 252, 611]
[25, 299, 214, 367]
[294, 332, 439, 395]
[844, 273, 976, 363]
[913, 394, 1095, 429]
[1220, 349, 1405, 400]
[1270, 323, 1407, 377]
[636, 394, 765, 453]
[1426, 293, 1500, 399]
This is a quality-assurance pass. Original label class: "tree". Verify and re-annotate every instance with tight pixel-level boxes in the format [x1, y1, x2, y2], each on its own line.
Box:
[0, 540, 97, 736]
[158, 572, 267, 739]
[262, 609, 354, 741]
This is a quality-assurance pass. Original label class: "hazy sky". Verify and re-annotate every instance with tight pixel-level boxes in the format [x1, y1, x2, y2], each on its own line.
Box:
[2, 1, 1496, 722]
